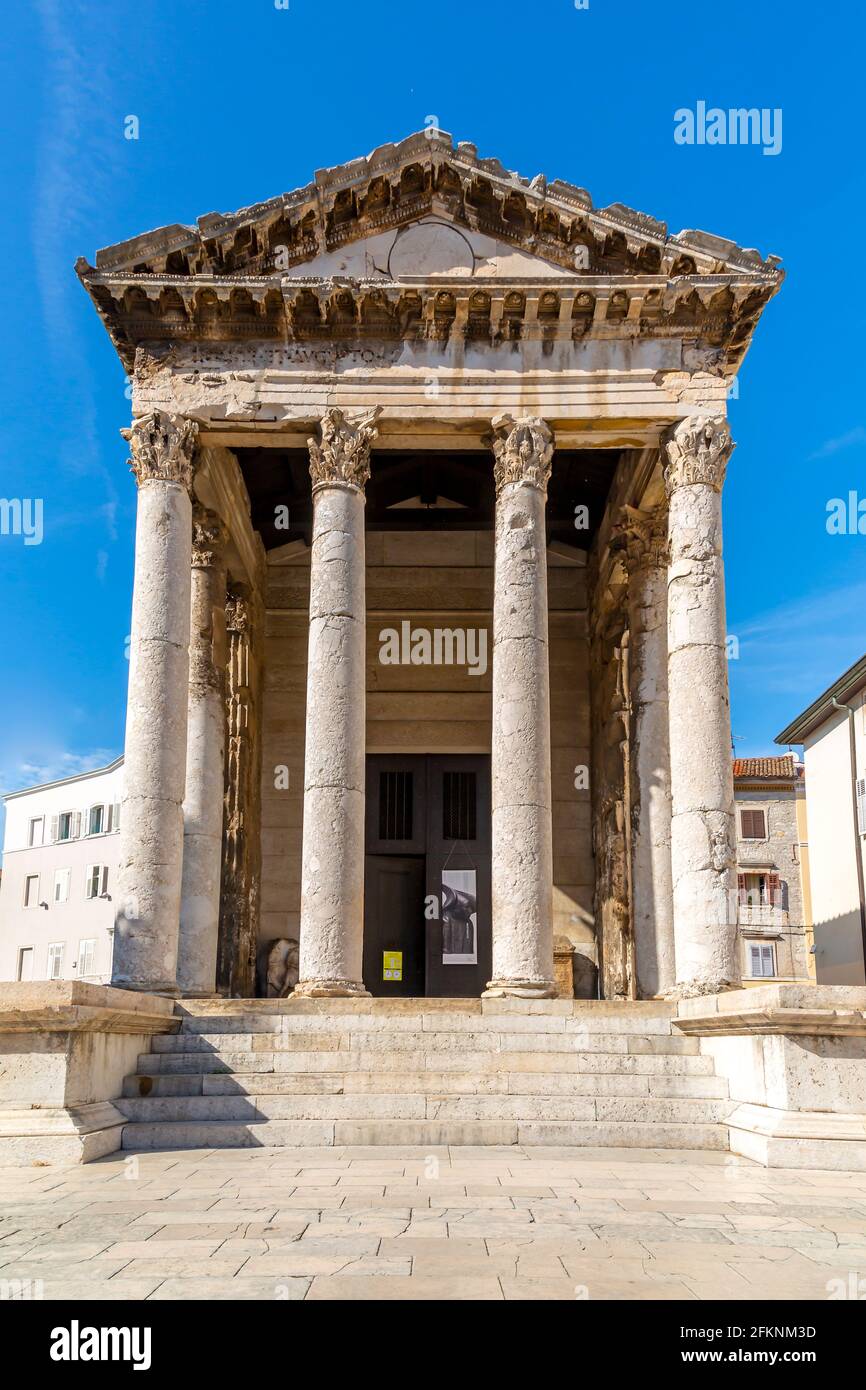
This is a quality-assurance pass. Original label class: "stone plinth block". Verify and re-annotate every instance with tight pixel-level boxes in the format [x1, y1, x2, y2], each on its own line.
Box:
[0, 982, 177, 1165]
[676, 985, 866, 1167]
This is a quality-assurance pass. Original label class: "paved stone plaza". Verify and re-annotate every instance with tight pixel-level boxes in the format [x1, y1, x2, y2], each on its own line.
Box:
[2, 1145, 866, 1301]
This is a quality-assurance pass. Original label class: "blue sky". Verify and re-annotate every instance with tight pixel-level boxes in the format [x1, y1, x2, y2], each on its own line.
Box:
[0, 0, 864, 830]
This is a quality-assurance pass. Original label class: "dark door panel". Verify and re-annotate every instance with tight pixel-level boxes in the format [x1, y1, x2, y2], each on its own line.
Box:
[365, 753, 491, 997]
[363, 854, 426, 996]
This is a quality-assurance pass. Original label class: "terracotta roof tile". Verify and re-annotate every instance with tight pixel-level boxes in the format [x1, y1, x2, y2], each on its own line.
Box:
[733, 755, 799, 780]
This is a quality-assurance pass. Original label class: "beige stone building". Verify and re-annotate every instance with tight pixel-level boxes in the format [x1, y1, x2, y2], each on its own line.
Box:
[733, 755, 812, 984]
[74, 130, 788, 1005]
[5, 134, 866, 1174]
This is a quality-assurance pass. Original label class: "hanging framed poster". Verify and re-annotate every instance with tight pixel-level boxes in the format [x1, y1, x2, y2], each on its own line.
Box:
[441, 868, 478, 965]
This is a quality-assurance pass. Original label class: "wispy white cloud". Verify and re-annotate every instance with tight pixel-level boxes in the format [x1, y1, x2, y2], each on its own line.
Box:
[809, 426, 866, 460]
[2, 747, 119, 796]
[730, 579, 866, 711]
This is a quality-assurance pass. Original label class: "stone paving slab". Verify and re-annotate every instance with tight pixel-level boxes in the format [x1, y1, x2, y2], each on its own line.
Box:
[1, 1145, 866, 1300]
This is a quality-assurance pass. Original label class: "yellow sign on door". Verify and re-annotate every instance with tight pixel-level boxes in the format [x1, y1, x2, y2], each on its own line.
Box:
[383, 951, 403, 981]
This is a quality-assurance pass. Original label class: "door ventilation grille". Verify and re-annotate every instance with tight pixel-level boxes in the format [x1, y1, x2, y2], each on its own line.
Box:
[443, 771, 477, 841]
[378, 770, 414, 841]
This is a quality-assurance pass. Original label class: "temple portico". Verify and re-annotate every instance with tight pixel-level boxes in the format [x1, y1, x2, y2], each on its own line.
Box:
[73, 130, 789, 1005]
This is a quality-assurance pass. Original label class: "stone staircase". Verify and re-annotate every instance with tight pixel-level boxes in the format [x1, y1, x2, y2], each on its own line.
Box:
[117, 998, 733, 1152]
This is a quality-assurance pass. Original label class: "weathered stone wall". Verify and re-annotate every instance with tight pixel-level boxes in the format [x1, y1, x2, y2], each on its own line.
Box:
[259, 530, 593, 979]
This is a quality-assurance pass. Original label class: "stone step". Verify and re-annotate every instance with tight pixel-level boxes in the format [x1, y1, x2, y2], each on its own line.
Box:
[120, 1117, 728, 1152]
[115, 1091, 733, 1124]
[123, 1068, 729, 1100]
[137, 1047, 714, 1077]
[176, 1010, 677, 1037]
[150, 1030, 698, 1056]
[174, 1000, 676, 1033]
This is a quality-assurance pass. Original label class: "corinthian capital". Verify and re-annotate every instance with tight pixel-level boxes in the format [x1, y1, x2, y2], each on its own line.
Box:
[613, 505, 669, 573]
[191, 504, 228, 569]
[307, 407, 381, 490]
[124, 411, 199, 490]
[489, 413, 554, 494]
[661, 416, 733, 497]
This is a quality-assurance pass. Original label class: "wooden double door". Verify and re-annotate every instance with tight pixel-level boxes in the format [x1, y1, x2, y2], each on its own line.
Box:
[363, 754, 492, 997]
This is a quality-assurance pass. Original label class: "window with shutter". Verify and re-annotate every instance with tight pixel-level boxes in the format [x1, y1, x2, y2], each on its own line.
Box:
[54, 868, 70, 904]
[77, 939, 96, 977]
[49, 814, 59, 843]
[740, 809, 766, 840]
[47, 942, 64, 979]
[857, 778, 866, 836]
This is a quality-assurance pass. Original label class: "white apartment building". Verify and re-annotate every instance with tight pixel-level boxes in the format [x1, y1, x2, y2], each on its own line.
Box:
[777, 655, 866, 985]
[0, 758, 124, 984]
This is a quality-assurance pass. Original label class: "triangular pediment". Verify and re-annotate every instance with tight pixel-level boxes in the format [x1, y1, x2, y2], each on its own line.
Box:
[81, 129, 781, 282]
[76, 130, 784, 374]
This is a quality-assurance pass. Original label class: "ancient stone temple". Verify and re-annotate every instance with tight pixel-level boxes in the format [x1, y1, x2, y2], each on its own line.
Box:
[76, 130, 783, 1006]
[8, 133, 865, 1170]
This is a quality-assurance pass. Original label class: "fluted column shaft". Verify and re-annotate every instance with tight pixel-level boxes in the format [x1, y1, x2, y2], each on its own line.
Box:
[663, 416, 739, 994]
[484, 414, 556, 999]
[112, 412, 197, 993]
[296, 408, 380, 997]
[620, 507, 675, 996]
[176, 507, 228, 995]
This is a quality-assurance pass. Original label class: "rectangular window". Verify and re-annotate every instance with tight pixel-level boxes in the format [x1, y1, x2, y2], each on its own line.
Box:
[85, 865, 108, 900]
[53, 868, 70, 904]
[24, 874, 40, 908]
[56, 811, 81, 842]
[88, 805, 104, 836]
[77, 939, 96, 977]
[443, 771, 478, 841]
[28, 816, 43, 847]
[378, 771, 414, 841]
[738, 872, 784, 908]
[740, 809, 767, 840]
[16, 947, 34, 982]
[748, 942, 776, 978]
[47, 942, 64, 980]
[857, 778, 866, 837]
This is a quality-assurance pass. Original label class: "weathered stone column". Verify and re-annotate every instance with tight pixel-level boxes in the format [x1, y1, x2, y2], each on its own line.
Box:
[484, 414, 556, 999]
[176, 506, 228, 996]
[619, 506, 675, 997]
[295, 408, 380, 997]
[662, 416, 739, 993]
[217, 583, 263, 998]
[113, 411, 197, 993]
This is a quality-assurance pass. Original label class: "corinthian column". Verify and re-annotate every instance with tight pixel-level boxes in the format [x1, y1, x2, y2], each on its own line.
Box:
[619, 506, 675, 996]
[176, 506, 228, 996]
[113, 411, 197, 993]
[484, 414, 556, 999]
[295, 407, 380, 997]
[662, 416, 739, 994]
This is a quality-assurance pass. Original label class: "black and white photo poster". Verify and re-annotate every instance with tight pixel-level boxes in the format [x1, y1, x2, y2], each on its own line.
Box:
[441, 869, 477, 965]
